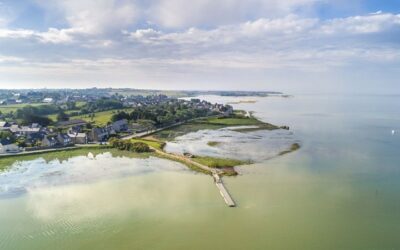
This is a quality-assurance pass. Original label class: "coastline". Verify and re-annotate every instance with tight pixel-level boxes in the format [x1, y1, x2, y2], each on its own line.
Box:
[0, 111, 300, 175]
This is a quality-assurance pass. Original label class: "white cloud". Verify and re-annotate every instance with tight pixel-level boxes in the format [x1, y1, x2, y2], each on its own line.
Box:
[37, 0, 138, 34]
[0, 55, 24, 63]
[320, 12, 400, 34]
[1, 5, 400, 92]
[148, 0, 324, 28]
[0, 28, 35, 39]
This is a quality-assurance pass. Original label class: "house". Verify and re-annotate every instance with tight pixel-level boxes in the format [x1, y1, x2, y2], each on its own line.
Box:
[0, 121, 11, 131]
[42, 97, 54, 103]
[57, 133, 72, 146]
[9, 125, 20, 133]
[56, 119, 87, 128]
[0, 139, 19, 154]
[68, 132, 88, 144]
[26, 132, 46, 146]
[89, 127, 109, 142]
[41, 135, 59, 147]
[111, 119, 128, 132]
[9, 124, 41, 136]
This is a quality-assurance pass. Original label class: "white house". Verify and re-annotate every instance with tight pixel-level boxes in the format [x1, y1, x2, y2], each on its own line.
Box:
[42, 97, 54, 103]
[0, 140, 20, 154]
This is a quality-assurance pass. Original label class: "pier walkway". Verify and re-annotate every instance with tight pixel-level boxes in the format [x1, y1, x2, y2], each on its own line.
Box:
[151, 147, 236, 207]
[213, 173, 236, 207]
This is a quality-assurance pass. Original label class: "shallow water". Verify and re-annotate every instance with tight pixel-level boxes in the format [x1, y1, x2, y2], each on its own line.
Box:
[164, 127, 297, 162]
[1, 94, 400, 249]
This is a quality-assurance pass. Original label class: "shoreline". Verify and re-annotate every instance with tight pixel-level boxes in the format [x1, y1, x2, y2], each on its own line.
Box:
[0, 111, 300, 175]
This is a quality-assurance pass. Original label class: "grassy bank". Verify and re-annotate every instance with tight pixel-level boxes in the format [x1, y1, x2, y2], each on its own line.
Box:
[130, 138, 166, 150]
[191, 156, 250, 169]
[155, 153, 211, 175]
[207, 141, 220, 147]
[278, 143, 301, 156]
[190, 156, 252, 176]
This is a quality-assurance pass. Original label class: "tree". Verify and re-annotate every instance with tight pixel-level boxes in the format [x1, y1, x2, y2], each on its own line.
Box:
[0, 131, 16, 143]
[56, 111, 69, 122]
[111, 111, 130, 122]
[66, 102, 77, 110]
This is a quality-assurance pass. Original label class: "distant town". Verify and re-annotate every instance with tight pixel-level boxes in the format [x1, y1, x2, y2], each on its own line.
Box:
[0, 88, 236, 155]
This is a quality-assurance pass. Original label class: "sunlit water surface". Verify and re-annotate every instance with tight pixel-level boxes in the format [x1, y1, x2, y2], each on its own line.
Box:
[0, 94, 400, 250]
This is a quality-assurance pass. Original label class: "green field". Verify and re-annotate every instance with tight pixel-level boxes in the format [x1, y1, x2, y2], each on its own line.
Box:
[130, 138, 166, 150]
[191, 155, 250, 168]
[204, 117, 264, 126]
[0, 103, 43, 114]
[69, 109, 133, 126]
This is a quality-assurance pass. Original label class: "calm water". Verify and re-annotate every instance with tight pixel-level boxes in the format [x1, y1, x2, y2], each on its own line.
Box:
[1, 94, 400, 250]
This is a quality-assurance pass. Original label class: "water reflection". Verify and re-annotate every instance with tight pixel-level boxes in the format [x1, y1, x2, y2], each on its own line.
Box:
[0, 153, 188, 198]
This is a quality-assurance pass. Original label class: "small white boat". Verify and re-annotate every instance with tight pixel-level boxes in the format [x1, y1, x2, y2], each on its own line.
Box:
[392, 130, 396, 135]
[88, 152, 95, 159]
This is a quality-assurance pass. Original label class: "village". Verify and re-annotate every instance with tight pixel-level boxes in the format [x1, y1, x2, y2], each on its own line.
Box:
[0, 90, 233, 155]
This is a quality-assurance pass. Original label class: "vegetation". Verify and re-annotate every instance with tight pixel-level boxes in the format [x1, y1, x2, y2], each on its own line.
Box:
[0, 103, 43, 115]
[130, 138, 166, 150]
[207, 141, 220, 147]
[231, 123, 280, 132]
[0, 131, 16, 143]
[191, 156, 250, 169]
[153, 114, 278, 141]
[110, 100, 217, 127]
[109, 138, 152, 153]
[278, 143, 301, 156]
[70, 109, 133, 126]
[204, 117, 263, 126]
[155, 153, 211, 175]
[226, 100, 257, 104]
[13, 105, 59, 126]
[80, 98, 124, 114]
[56, 111, 70, 122]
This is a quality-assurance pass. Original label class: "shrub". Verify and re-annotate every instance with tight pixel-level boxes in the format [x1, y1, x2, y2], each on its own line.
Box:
[108, 138, 151, 153]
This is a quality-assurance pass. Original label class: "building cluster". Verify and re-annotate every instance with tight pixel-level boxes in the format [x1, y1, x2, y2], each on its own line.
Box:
[122, 94, 169, 108]
[187, 99, 233, 116]
[0, 118, 145, 154]
[0, 91, 234, 155]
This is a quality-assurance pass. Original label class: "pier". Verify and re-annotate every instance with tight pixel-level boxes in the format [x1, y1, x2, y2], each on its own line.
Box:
[132, 143, 237, 208]
[213, 173, 236, 207]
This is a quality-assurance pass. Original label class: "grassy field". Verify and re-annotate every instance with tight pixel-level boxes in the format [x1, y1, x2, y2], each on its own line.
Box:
[69, 109, 133, 126]
[204, 117, 264, 126]
[0, 103, 43, 114]
[130, 138, 166, 150]
[191, 156, 250, 169]
[0, 146, 155, 171]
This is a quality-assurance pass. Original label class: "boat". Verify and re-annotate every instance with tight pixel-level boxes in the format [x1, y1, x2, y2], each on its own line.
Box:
[88, 152, 95, 159]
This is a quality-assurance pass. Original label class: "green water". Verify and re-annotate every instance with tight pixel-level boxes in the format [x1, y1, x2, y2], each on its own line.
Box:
[1, 95, 400, 249]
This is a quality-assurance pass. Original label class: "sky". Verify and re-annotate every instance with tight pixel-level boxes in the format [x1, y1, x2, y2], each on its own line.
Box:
[0, 0, 399, 93]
